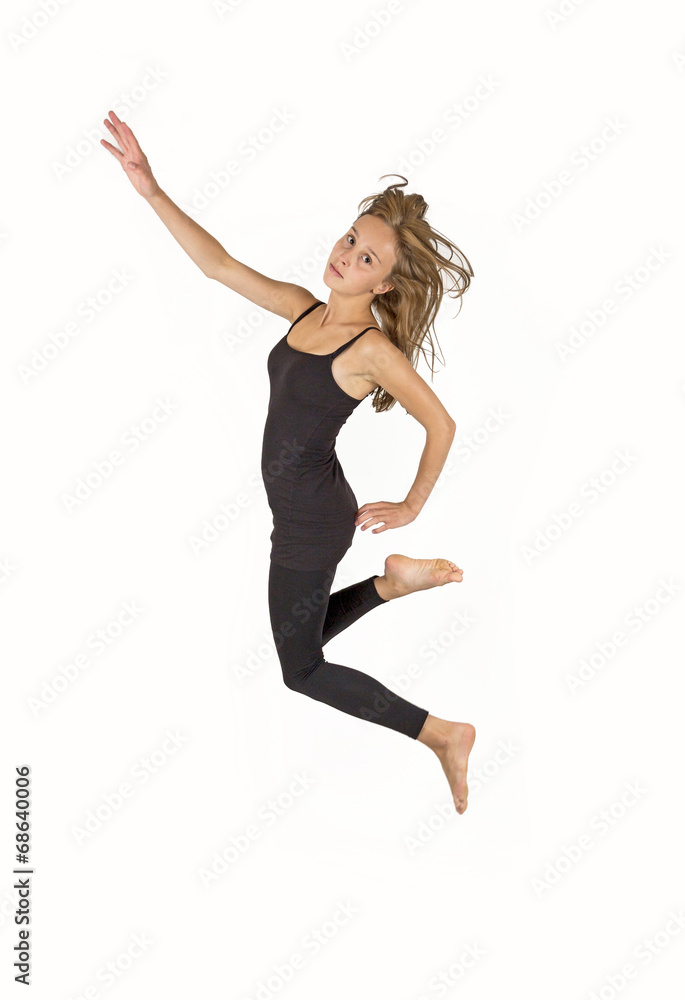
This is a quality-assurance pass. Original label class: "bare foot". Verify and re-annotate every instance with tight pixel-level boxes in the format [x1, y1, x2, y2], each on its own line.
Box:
[417, 716, 476, 814]
[375, 554, 463, 600]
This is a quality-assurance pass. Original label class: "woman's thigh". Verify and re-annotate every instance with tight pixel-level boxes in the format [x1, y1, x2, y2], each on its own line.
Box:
[267, 560, 334, 679]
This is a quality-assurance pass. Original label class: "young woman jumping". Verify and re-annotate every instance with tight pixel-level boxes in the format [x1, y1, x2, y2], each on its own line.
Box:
[101, 110, 477, 814]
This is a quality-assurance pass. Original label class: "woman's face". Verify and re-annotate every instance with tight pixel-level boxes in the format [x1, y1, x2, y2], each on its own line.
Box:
[325, 214, 396, 297]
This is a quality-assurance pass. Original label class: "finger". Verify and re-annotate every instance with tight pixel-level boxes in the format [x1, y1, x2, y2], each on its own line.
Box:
[104, 115, 128, 154]
[100, 138, 124, 161]
[107, 110, 139, 157]
[359, 514, 381, 529]
[356, 504, 391, 520]
[112, 111, 144, 153]
[109, 109, 127, 132]
[119, 120, 143, 154]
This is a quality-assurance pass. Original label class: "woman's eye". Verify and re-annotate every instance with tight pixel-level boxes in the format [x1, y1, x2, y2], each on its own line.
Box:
[346, 235, 371, 264]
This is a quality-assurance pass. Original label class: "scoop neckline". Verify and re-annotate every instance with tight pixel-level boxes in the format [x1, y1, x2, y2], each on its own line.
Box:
[285, 302, 379, 356]
[284, 334, 339, 357]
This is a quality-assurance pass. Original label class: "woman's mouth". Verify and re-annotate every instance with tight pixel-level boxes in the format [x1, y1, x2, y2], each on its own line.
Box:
[330, 263, 342, 278]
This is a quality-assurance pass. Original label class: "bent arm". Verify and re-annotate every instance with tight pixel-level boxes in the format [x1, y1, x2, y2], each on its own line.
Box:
[404, 426, 455, 514]
[360, 331, 456, 514]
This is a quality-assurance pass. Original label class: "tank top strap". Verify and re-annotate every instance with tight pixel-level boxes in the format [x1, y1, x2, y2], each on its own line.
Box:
[288, 300, 324, 332]
[331, 326, 380, 359]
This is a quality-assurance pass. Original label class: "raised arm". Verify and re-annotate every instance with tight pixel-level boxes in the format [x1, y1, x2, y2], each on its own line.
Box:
[100, 110, 307, 321]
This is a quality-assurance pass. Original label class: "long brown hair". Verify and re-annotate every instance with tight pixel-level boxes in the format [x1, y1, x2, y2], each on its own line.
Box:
[357, 174, 474, 413]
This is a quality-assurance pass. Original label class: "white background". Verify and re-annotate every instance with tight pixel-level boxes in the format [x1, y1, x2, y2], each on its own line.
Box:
[2, 0, 684, 997]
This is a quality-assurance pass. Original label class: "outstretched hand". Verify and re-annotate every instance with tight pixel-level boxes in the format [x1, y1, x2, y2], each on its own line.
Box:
[100, 110, 160, 200]
[355, 500, 418, 533]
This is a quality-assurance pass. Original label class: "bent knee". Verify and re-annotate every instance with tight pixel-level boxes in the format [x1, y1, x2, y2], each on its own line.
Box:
[282, 673, 306, 693]
[280, 652, 325, 692]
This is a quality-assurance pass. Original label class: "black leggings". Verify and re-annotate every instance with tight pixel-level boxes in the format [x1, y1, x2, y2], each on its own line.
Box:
[268, 561, 430, 739]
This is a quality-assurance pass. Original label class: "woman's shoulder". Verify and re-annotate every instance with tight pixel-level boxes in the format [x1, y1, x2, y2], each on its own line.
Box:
[282, 289, 324, 325]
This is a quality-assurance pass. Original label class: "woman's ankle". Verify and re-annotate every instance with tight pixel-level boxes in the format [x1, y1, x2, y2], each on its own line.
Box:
[372, 574, 396, 602]
[416, 714, 453, 751]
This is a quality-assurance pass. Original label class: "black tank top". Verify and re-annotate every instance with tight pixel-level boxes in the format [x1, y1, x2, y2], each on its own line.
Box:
[261, 301, 380, 570]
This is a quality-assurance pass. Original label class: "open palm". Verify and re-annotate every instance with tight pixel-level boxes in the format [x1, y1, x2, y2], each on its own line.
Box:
[100, 109, 159, 199]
